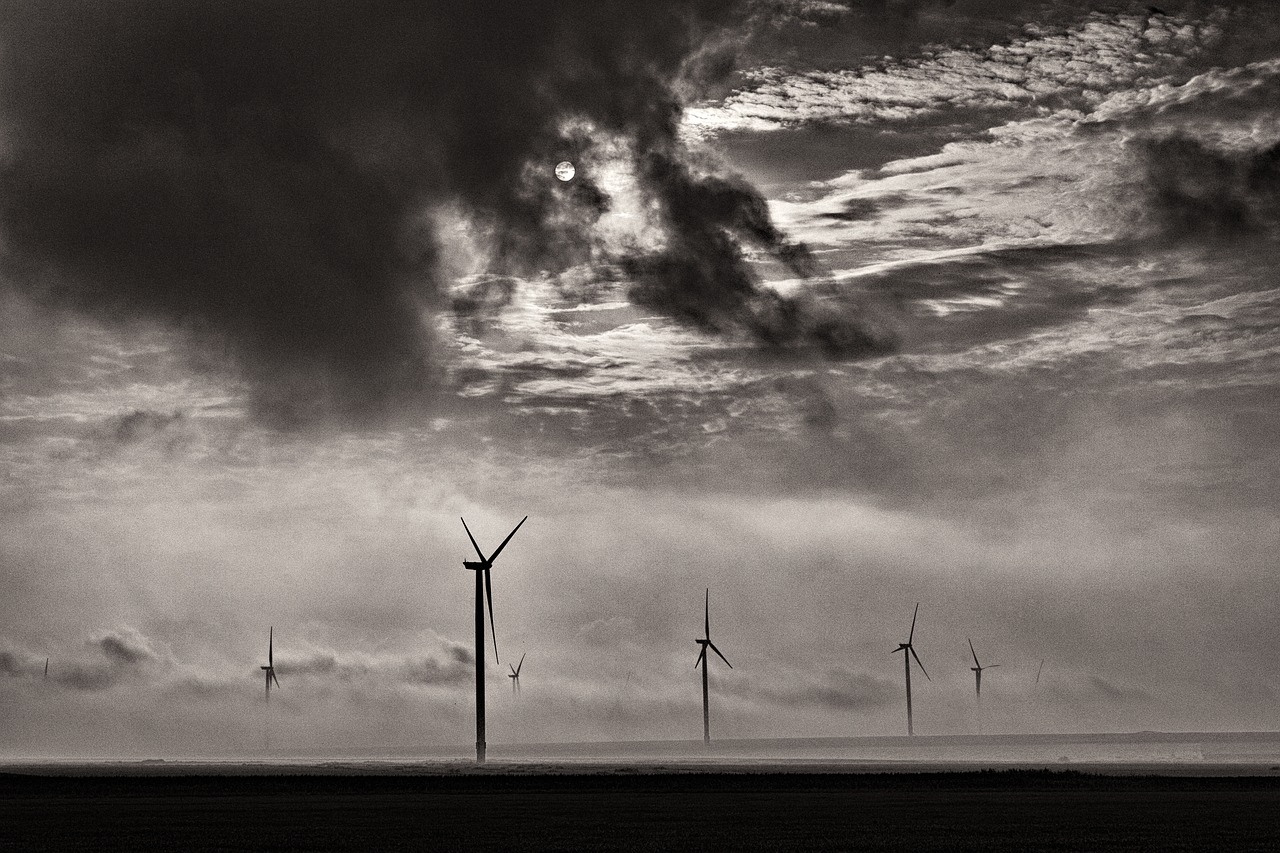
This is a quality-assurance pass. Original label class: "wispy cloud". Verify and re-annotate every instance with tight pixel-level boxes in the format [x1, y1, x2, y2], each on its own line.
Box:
[685, 10, 1219, 136]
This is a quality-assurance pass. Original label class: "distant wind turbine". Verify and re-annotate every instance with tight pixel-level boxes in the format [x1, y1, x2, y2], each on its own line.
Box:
[892, 603, 929, 736]
[694, 588, 732, 745]
[509, 652, 525, 694]
[968, 638, 999, 700]
[260, 627, 280, 703]
[461, 515, 527, 763]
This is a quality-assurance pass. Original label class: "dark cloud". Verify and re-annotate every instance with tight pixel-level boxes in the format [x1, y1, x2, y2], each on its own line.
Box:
[0, 628, 167, 691]
[273, 639, 473, 686]
[51, 664, 121, 692]
[106, 410, 187, 446]
[787, 669, 898, 711]
[96, 631, 157, 665]
[728, 667, 898, 711]
[1045, 673, 1155, 704]
[400, 650, 473, 687]
[0, 0, 893, 426]
[821, 197, 883, 222]
[0, 648, 44, 678]
[450, 276, 520, 338]
[4, 627, 476, 698]
[624, 153, 897, 356]
[1141, 135, 1280, 240]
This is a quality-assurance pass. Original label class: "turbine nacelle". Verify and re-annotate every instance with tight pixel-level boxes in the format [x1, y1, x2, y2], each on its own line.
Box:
[968, 638, 999, 674]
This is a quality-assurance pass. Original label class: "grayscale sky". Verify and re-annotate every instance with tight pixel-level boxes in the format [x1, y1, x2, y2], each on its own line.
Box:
[1, 0, 1278, 756]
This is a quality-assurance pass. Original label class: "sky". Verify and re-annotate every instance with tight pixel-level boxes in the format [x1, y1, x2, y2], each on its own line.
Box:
[1, 0, 1278, 757]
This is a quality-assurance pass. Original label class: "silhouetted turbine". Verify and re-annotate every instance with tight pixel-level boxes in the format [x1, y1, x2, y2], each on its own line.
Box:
[260, 627, 281, 703]
[461, 515, 527, 763]
[694, 588, 732, 745]
[968, 638, 1000, 700]
[509, 652, 525, 694]
[892, 603, 929, 736]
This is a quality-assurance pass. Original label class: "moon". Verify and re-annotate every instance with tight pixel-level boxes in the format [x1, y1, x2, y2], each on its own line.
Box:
[554, 161, 576, 182]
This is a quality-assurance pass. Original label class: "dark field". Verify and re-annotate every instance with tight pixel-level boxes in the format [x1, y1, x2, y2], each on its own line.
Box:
[3, 769, 1280, 851]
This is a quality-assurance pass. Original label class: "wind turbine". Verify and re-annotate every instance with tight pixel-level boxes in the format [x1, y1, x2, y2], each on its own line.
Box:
[694, 588, 732, 745]
[260, 627, 280, 703]
[461, 515, 527, 763]
[509, 652, 525, 694]
[968, 638, 999, 700]
[892, 603, 929, 736]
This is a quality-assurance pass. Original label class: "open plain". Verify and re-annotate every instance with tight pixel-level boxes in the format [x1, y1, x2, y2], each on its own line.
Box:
[6, 734, 1280, 852]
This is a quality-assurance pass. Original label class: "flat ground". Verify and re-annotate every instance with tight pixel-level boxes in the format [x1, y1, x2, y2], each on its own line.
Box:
[3, 769, 1280, 851]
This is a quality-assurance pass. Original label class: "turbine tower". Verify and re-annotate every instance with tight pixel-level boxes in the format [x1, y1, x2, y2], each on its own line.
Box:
[461, 515, 527, 764]
[509, 652, 525, 694]
[892, 603, 929, 736]
[968, 638, 1000, 700]
[260, 626, 280, 703]
[694, 588, 732, 745]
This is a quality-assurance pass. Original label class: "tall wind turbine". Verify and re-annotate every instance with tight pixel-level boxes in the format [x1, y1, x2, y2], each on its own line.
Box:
[694, 588, 732, 745]
[461, 515, 527, 763]
[260, 627, 280, 703]
[968, 638, 999, 700]
[509, 652, 525, 694]
[892, 603, 929, 736]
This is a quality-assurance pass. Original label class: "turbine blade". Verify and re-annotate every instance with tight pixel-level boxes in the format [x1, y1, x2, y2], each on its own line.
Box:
[704, 588, 710, 639]
[694, 646, 706, 669]
[486, 516, 528, 564]
[272, 670, 281, 689]
[484, 568, 499, 664]
[1036, 659, 1044, 684]
[708, 641, 732, 669]
[910, 646, 930, 681]
[509, 664, 517, 676]
[515, 652, 526, 676]
[988, 664, 1001, 668]
[460, 518, 487, 563]
[269, 626, 273, 667]
[909, 603, 919, 644]
[968, 637, 979, 668]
